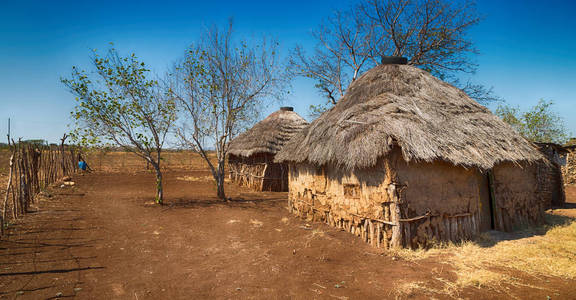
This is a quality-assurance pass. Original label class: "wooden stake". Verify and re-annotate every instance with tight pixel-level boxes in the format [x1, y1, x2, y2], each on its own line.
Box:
[388, 183, 402, 249]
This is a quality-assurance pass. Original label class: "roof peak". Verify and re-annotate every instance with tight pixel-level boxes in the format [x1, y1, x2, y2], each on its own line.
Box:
[381, 56, 408, 65]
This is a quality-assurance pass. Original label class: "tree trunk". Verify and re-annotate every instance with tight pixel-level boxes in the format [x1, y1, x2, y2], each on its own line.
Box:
[216, 161, 226, 200]
[154, 167, 163, 205]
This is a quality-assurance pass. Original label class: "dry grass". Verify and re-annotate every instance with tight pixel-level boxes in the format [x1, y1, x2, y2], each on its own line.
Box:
[305, 228, 327, 248]
[391, 281, 428, 299]
[392, 214, 576, 298]
[450, 217, 576, 281]
[249, 219, 263, 227]
[176, 175, 215, 182]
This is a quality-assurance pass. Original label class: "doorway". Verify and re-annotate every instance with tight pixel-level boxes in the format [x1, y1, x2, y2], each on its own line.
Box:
[478, 170, 496, 231]
[486, 171, 496, 230]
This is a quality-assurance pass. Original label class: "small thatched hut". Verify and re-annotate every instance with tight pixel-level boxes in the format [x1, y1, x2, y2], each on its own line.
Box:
[535, 143, 567, 207]
[275, 60, 546, 249]
[228, 107, 308, 192]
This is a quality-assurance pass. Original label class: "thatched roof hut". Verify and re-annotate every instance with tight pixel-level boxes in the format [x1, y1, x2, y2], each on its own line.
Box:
[276, 61, 546, 248]
[228, 107, 308, 192]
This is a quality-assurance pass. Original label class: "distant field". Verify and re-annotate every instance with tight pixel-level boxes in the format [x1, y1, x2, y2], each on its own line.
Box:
[0, 149, 10, 175]
[1, 149, 219, 175]
[85, 150, 218, 173]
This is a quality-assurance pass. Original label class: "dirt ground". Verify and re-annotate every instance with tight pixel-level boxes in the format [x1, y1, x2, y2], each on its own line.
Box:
[0, 170, 575, 299]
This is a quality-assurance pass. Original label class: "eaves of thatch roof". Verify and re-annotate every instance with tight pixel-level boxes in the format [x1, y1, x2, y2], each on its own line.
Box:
[275, 64, 543, 170]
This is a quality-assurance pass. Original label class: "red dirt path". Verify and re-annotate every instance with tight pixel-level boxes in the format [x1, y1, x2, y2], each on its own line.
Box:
[0, 172, 575, 299]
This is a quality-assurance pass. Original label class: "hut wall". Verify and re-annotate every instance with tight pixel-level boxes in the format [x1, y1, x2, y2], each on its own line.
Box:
[395, 159, 490, 248]
[229, 153, 288, 192]
[563, 149, 576, 185]
[287, 159, 397, 248]
[288, 156, 546, 248]
[535, 145, 566, 207]
[491, 162, 545, 231]
[534, 160, 565, 208]
[287, 151, 490, 248]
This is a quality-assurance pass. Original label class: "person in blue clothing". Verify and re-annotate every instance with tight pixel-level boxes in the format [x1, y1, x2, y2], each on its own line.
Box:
[78, 155, 92, 173]
[78, 160, 87, 171]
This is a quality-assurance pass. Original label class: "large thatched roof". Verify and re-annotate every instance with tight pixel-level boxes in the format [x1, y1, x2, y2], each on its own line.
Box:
[275, 64, 543, 170]
[228, 107, 308, 158]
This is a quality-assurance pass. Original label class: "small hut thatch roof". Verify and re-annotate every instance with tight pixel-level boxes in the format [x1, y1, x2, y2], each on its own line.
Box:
[535, 142, 569, 155]
[275, 64, 542, 170]
[228, 107, 308, 158]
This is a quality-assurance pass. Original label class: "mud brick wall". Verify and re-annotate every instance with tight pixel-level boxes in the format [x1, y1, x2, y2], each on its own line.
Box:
[492, 162, 544, 231]
[288, 150, 491, 249]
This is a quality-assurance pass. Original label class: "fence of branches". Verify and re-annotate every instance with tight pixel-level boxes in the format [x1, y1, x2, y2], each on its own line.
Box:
[1, 138, 79, 236]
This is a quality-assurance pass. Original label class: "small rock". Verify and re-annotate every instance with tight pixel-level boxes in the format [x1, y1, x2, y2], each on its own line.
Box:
[236, 287, 242, 291]
[60, 184, 65, 188]
[56, 292, 63, 297]
[15, 291, 24, 295]
[74, 287, 82, 292]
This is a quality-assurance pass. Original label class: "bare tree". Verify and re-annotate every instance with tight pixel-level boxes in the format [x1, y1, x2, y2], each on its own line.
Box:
[290, 8, 374, 110]
[170, 21, 289, 200]
[62, 48, 176, 204]
[291, 0, 497, 115]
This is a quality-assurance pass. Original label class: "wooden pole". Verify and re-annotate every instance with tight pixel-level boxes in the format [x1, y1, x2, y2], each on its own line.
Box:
[388, 183, 403, 248]
[2, 152, 14, 235]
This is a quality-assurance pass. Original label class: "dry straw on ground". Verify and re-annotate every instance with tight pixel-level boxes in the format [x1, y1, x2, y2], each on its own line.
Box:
[391, 214, 576, 297]
[176, 175, 218, 182]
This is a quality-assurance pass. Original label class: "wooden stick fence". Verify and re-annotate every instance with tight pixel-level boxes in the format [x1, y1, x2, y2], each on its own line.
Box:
[1, 137, 79, 236]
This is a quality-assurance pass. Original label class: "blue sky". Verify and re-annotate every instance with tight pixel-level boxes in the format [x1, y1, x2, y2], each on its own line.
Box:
[0, 0, 574, 143]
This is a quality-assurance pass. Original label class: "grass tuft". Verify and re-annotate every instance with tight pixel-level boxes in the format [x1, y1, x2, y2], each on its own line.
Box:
[391, 214, 576, 298]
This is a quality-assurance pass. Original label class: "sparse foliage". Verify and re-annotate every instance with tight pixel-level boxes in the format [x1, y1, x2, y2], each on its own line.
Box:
[62, 48, 176, 204]
[170, 21, 289, 200]
[495, 99, 569, 144]
[290, 0, 498, 116]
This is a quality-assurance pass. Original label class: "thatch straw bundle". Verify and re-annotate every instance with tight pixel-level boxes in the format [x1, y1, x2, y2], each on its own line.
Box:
[228, 107, 308, 157]
[276, 64, 542, 170]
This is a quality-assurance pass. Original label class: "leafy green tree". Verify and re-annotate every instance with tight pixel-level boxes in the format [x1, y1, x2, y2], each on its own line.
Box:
[170, 21, 289, 200]
[495, 99, 569, 144]
[62, 48, 176, 204]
